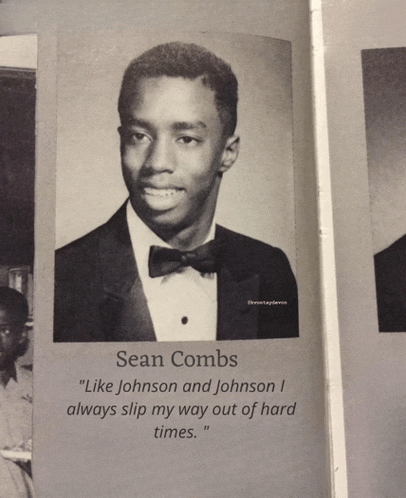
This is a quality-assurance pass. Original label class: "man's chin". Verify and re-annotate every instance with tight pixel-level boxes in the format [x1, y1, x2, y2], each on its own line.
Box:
[132, 198, 180, 223]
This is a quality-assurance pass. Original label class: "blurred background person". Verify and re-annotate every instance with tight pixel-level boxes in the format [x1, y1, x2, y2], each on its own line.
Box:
[0, 287, 35, 498]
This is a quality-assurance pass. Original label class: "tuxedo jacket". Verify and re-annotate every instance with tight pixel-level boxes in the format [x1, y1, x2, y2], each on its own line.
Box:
[54, 204, 299, 341]
[374, 234, 406, 332]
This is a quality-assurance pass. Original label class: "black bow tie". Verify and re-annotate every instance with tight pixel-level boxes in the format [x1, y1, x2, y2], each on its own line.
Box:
[148, 240, 224, 278]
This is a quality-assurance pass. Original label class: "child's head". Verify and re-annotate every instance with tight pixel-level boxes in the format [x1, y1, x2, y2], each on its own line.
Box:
[0, 287, 29, 369]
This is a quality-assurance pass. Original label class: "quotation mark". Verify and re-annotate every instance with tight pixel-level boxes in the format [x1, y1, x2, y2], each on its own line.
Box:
[79, 380, 85, 385]
[204, 426, 210, 431]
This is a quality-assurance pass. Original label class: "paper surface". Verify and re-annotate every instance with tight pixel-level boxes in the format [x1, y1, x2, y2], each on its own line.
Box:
[1, 1, 326, 496]
[322, 1, 406, 496]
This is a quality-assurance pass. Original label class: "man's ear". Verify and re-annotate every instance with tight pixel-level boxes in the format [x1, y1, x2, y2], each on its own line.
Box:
[118, 126, 126, 154]
[219, 135, 240, 173]
[19, 328, 28, 345]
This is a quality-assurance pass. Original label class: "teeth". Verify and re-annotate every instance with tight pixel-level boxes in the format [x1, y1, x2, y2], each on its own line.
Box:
[144, 187, 180, 197]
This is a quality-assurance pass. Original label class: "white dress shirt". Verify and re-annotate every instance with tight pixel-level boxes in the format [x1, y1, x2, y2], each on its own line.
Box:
[126, 201, 217, 341]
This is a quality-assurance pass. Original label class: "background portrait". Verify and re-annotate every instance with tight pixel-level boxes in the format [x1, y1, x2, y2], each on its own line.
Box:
[362, 47, 406, 332]
[363, 47, 406, 253]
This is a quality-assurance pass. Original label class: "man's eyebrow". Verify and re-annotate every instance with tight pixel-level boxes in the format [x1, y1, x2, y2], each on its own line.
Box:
[122, 119, 208, 132]
[172, 121, 207, 132]
[124, 118, 151, 129]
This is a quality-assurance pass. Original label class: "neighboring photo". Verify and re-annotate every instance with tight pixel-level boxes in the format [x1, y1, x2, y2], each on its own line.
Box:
[0, 34, 36, 498]
[362, 47, 406, 332]
[54, 32, 299, 342]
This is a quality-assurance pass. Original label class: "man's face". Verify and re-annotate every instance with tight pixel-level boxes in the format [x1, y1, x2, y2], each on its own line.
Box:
[119, 76, 238, 238]
[0, 306, 26, 370]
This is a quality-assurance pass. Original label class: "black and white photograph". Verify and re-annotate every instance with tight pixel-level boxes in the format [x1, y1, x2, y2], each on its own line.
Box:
[362, 47, 406, 332]
[54, 31, 299, 342]
[0, 33, 36, 498]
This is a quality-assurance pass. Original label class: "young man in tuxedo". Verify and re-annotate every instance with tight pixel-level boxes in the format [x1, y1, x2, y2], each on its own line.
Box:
[54, 42, 298, 342]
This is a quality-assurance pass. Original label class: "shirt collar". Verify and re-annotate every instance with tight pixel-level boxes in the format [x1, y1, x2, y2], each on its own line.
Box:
[126, 199, 216, 280]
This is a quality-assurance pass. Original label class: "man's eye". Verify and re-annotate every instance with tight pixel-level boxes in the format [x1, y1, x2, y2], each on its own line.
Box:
[123, 130, 151, 144]
[178, 136, 199, 145]
[132, 132, 149, 142]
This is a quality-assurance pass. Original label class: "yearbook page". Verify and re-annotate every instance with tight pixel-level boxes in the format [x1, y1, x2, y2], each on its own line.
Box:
[4, 1, 326, 496]
[322, 0, 406, 497]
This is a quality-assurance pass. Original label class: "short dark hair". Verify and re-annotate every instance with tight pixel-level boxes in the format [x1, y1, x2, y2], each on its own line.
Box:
[0, 287, 29, 359]
[118, 42, 238, 137]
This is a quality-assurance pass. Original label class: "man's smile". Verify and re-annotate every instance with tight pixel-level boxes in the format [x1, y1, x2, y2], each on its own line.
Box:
[143, 186, 184, 197]
[139, 185, 186, 210]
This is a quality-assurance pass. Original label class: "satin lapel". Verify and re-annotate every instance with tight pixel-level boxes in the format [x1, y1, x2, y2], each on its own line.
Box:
[98, 205, 156, 341]
[217, 266, 260, 341]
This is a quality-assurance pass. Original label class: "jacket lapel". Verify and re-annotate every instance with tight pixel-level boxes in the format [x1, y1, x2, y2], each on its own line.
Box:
[96, 214, 260, 341]
[98, 204, 156, 341]
[216, 226, 260, 340]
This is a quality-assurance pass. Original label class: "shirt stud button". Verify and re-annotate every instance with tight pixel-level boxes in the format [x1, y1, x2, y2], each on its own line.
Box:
[181, 316, 188, 325]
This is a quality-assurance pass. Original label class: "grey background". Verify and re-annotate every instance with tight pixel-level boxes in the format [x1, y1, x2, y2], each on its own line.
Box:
[55, 31, 296, 271]
[2, 1, 326, 497]
[322, 1, 406, 497]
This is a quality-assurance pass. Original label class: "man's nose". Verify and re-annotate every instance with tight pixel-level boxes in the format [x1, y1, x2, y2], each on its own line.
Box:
[145, 138, 175, 173]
